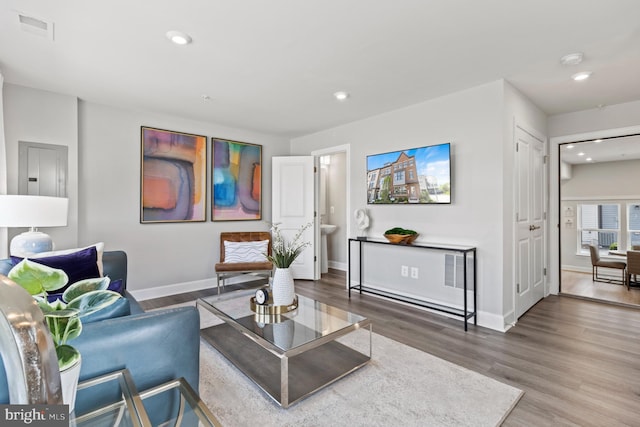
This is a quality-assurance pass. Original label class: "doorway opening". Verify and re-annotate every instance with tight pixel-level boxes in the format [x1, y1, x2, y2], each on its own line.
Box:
[558, 133, 640, 307]
[312, 145, 350, 282]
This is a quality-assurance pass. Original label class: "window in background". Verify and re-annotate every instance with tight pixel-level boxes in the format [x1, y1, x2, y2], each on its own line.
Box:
[578, 203, 620, 254]
[627, 203, 640, 250]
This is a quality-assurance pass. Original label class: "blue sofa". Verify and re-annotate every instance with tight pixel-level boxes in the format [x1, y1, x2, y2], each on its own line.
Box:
[0, 250, 201, 422]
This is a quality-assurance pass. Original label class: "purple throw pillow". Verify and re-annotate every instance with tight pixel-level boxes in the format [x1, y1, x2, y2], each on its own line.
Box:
[12, 246, 101, 293]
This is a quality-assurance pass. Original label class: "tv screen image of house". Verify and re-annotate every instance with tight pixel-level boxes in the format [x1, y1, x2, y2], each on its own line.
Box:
[366, 143, 451, 204]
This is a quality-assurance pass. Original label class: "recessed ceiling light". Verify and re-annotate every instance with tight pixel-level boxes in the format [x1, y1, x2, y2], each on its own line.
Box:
[566, 144, 574, 149]
[166, 30, 192, 45]
[333, 91, 350, 101]
[586, 158, 593, 162]
[578, 152, 585, 156]
[572, 71, 592, 81]
[560, 52, 583, 66]
[594, 139, 602, 143]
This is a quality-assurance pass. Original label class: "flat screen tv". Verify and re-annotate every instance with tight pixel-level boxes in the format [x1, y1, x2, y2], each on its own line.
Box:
[366, 143, 451, 204]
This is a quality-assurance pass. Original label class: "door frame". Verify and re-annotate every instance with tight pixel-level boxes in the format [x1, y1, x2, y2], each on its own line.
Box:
[311, 144, 351, 281]
[549, 125, 640, 295]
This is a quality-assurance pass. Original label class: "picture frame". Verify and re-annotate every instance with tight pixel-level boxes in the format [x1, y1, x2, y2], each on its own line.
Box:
[140, 126, 207, 223]
[366, 143, 451, 205]
[212, 137, 262, 221]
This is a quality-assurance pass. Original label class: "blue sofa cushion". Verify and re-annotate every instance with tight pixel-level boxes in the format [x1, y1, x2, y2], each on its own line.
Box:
[11, 246, 100, 292]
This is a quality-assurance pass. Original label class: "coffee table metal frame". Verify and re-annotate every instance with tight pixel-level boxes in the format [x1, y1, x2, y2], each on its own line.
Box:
[198, 289, 372, 408]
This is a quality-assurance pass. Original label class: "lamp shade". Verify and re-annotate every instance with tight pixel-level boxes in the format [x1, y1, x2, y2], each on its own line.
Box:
[0, 195, 68, 227]
[0, 196, 69, 256]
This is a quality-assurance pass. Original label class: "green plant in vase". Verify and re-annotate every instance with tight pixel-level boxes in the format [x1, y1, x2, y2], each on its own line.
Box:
[267, 222, 312, 306]
[8, 259, 122, 370]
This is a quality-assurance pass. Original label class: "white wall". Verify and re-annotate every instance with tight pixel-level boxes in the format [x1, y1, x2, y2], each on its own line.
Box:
[549, 100, 640, 137]
[327, 151, 347, 267]
[79, 101, 290, 291]
[3, 83, 290, 292]
[3, 84, 79, 250]
[292, 80, 511, 328]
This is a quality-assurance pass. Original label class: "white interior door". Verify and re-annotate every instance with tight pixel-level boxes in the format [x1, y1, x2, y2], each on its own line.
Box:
[272, 156, 318, 280]
[515, 125, 546, 318]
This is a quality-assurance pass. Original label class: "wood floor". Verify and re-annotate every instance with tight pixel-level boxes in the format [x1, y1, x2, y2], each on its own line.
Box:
[561, 269, 640, 306]
[140, 269, 640, 426]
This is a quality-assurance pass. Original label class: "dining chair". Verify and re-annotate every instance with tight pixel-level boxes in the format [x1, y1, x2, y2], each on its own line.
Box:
[589, 245, 626, 285]
[626, 250, 640, 290]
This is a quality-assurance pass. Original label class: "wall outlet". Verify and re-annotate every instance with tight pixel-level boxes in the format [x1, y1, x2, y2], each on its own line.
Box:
[401, 265, 409, 277]
[410, 267, 419, 279]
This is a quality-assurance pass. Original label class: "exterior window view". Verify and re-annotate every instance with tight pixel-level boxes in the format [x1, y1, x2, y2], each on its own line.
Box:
[578, 203, 640, 255]
[367, 143, 451, 204]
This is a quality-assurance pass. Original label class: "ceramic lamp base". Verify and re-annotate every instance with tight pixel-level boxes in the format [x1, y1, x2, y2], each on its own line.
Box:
[10, 230, 54, 257]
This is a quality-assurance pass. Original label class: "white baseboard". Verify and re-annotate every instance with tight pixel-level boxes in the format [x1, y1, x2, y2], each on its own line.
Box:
[348, 280, 506, 332]
[478, 310, 511, 332]
[561, 265, 591, 274]
[328, 260, 347, 271]
[130, 275, 261, 301]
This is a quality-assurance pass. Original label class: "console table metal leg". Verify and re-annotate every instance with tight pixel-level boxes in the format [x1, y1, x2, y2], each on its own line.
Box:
[348, 240, 352, 298]
[463, 252, 468, 331]
[359, 240, 363, 294]
[473, 249, 477, 325]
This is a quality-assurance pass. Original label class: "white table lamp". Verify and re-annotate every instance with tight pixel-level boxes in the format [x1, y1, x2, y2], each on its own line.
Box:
[0, 195, 69, 257]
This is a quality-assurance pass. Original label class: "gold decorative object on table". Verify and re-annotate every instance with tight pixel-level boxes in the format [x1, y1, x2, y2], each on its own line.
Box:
[250, 295, 298, 324]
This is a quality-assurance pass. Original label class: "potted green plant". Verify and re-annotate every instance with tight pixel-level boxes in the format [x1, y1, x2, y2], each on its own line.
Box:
[8, 259, 122, 411]
[267, 222, 312, 305]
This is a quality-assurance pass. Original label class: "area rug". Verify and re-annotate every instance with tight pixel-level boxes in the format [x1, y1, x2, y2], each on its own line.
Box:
[155, 301, 522, 426]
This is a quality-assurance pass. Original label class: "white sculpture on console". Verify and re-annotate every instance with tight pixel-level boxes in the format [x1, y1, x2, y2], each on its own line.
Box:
[354, 208, 370, 240]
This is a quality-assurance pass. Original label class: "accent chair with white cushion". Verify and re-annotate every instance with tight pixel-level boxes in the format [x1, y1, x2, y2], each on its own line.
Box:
[214, 231, 273, 294]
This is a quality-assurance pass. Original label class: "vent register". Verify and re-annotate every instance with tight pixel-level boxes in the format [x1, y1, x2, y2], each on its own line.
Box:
[444, 253, 475, 290]
[17, 11, 54, 40]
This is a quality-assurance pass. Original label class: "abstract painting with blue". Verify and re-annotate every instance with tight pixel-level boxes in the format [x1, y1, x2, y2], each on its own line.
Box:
[140, 127, 207, 223]
[366, 143, 451, 204]
[212, 138, 262, 221]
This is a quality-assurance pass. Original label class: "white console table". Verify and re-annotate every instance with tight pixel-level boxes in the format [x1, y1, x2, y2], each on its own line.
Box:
[348, 238, 477, 331]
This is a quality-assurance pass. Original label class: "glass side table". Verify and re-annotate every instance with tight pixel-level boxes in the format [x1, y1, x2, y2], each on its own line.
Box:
[139, 378, 222, 427]
[71, 370, 221, 427]
[72, 369, 150, 427]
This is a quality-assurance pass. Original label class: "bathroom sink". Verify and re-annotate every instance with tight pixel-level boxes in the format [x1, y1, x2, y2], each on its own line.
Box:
[320, 224, 337, 235]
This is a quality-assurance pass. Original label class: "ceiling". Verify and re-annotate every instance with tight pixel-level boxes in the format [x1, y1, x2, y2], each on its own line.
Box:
[561, 134, 640, 165]
[1, 1, 639, 138]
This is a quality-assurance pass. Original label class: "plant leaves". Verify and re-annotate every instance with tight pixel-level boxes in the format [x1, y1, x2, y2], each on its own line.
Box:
[56, 344, 81, 371]
[7, 259, 69, 295]
[62, 276, 111, 303]
[66, 290, 122, 318]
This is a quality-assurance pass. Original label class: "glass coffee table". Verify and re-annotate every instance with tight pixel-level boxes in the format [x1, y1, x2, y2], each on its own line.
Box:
[197, 289, 372, 408]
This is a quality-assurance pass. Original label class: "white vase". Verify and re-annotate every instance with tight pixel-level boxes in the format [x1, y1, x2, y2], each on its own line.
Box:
[60, 356, 82, 413]
[272, 268, 295, 306]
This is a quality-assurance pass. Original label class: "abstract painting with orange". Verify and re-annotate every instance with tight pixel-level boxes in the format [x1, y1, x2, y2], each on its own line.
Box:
[212, 138, 262, 221]
[141, 127, 207, 223]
